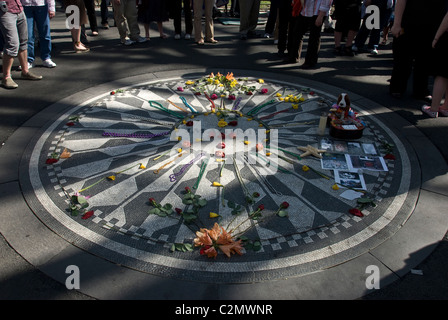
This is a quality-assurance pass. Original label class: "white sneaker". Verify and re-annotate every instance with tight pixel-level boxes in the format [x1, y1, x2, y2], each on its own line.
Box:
[122, 39, 135, 46]
[371, 48, 378, 55]
[185, 34, 191, 40]
[42, 59, 57, 68]
[18, 62, 34, 71]
[135, 36, 148, 43]
[174, 34, 181, 40]
[264, 33, 270, 38]
[351, 45, 358, 52]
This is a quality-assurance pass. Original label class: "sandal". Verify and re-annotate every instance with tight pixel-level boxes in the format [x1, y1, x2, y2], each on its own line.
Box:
[206, 39, 218, 44]
[197, 40, 204, 45]
[421, 105, 438, 118]
[438, 107, 448, 117]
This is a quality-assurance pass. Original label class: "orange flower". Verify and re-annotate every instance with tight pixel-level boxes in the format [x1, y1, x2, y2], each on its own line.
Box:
[219, 240, 244, 258]
[194, 229, 213, 247]
[225, 72, 234, 81]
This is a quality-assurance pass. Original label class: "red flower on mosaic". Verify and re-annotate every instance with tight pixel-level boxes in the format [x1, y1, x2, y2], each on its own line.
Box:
[349, 208, 364, 217]
[194, 223, 243, 259]
[81, 210, 94, 220]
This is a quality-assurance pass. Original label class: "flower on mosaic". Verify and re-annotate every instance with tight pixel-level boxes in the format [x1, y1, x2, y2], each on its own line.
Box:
[252, 192, 260, 198]
[212, 181, 224, 187]
[182, 141, 191, 148]
[217, 120, 228, 127]
[66, 122, 75, 126]
[260, 88, 268, 94]
[215, 150, 225, 158]
[185, 186, 192, 193]
[246, 91, 253, 95]
[211, 94, 218, 100]
[209, 212, 220, 218]
[107, 175, 116, 181]
[302, 165, 310, 172]
[228, 120, 238, 126]
[332, 184, 340, 190]
[46, 158, 59, 164]
[384, 153, 396, 160]
[194, 223, 243, 258]
[228, 94, 236, 100]
[175, 208, 183, 215]
[81, 210, 94, 220]
[292, 104, 299, 110]
[276, 93, 282, 97]
[139, 163, 146, 169]
[280, 201, 289, 209]
[217, 142, 226, 149]
[177, 87, 184, 92]
[349, 208, 364, 217]
[258, 79, 265, 84]
[255, 143, 263, 152]
[110, 90, 115, 95]
[194, 92, 201, 95]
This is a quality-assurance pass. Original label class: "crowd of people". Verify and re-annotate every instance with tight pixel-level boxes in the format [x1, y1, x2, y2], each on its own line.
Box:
[1, 0, 447, 118]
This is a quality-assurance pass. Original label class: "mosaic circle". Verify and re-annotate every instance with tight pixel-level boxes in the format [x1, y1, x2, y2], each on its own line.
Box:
[23, 73, 416, 283]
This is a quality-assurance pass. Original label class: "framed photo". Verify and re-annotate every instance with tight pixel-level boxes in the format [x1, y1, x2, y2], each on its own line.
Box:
[347, 155, 388, 171]
[321, 153, 349, 170]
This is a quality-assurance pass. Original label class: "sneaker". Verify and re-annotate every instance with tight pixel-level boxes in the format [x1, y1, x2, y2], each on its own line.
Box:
[21, 70, 43, 80]
[174, 34, 181, 40]
[101, 23, 109, 29]
[2, 77, 18, 89]
[371, 47, 379, 55]
[421, 105, 438, 118]
[122, 39, 135, 46]
[351, 45, 359, 52]
[42, 59, 57, 68]
[135, 36, 148, 43]
[18, 61, 34, 71]
[264, 33, 270, 38]
[185, 34, 191, 40]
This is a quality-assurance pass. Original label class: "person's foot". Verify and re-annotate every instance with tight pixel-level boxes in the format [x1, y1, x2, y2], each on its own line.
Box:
[160, 33, 167, 39]
[1, 77, 18, 89]
[185, 34, 191, 40]
[18, 61, 34, 71]
[74, 42, 90, 52]
[21, 70, 43, 80]
[300, 63, 317, 70]
[205, 39, 218, 44]
[174, 34, 181, 40]
[264, 33, 271, 38]
[240, 34, 247, 40]
[91, 31, 99, 36]
[421, 105, 438, 118]
[197, 39, 205, 45]
[438, 107, 448, 117]
[101, 23, 109, 29]
[121, 39, 135, 46]
[42, 58, 57, 68]
[282, 56, 298, 64]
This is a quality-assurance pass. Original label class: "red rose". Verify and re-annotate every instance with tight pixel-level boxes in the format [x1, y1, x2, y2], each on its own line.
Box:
[228, 121, 238, 126]
[81, 210, 94, 220]
[217, 142, 226, 149]
[66, 122, 75, 126]
[175, 208, 183, 215]
[280, 201, 289, 209]
[215, 150, 225, 158]
[186, 121, 193, 127]
[349, 208, 364, 217]
[200, 245, 211, 255]
[258, 204, 265, 211]
[185, 187, 191, 193]
[46, 158, 59, 164]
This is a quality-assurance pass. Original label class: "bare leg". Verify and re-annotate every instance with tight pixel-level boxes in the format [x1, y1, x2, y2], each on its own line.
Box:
[157, 22, 166, 38]
[2, 54, 14, 79]
[430, 76, 448, 111]
[18, 49, 29, 74]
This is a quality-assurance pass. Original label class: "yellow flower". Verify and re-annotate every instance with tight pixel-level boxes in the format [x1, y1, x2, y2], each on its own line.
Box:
[247, 118, 253, 121]
[218, 120, 228, 127]
[292, 104, 299, 109]
[190, 115, 195, 119]
[212, 181, 224, 187]
[299, 97, 305, 102]
[139, 164, 146, 169]
[185, 80, 194, 85]
[266, 152, 272, 156]
[258, 79, 265, 84]
[244, 140, 250, 145]
[177, 136, 182, 141]
[209, 212, 220, 218]
[182, 120, 186, 124]
[214, 79, 220, 85]
[302, 165, 310, 172]
[177, 148, 182, 153]
[332, 184, 340, 190]
[276, 93, 282, 97]
[107, 175, 116, 181]
[279, 97, 284, 101]
[207, 78, 213, 83]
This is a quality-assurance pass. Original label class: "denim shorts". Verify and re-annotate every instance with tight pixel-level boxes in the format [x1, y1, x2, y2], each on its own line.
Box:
[0, 10, 28, 56]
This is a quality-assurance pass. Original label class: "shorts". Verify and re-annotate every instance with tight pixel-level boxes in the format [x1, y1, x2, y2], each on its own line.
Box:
[0, 10, 28, 57]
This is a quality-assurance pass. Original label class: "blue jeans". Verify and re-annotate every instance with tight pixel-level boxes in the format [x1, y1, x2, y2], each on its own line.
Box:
[23, 5, 52, 63]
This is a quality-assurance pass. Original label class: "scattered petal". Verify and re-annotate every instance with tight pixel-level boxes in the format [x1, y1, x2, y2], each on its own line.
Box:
[349, 208, 364, 217]
[81, 210, 94, 220]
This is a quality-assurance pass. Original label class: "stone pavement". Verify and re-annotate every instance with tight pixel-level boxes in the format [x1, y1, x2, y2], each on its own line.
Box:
[0, 7, 448, 301]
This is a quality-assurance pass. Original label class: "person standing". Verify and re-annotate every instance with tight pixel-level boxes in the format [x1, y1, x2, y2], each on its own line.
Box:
[138, 0, 169, 39]
[333, 0, 362, 56]
[239, 0, 261, 39]
[421, 10, 448, 117]
[284, 0, 332, 68]
[112, 0, 147, 45]
[170, 0, 193, 40]
[390, 0, 447, 100]
[1, 0, 42, 89]
[83, 0, 99, 36]
[193, 0, 217, 44]
[21, 0, 57, 68]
